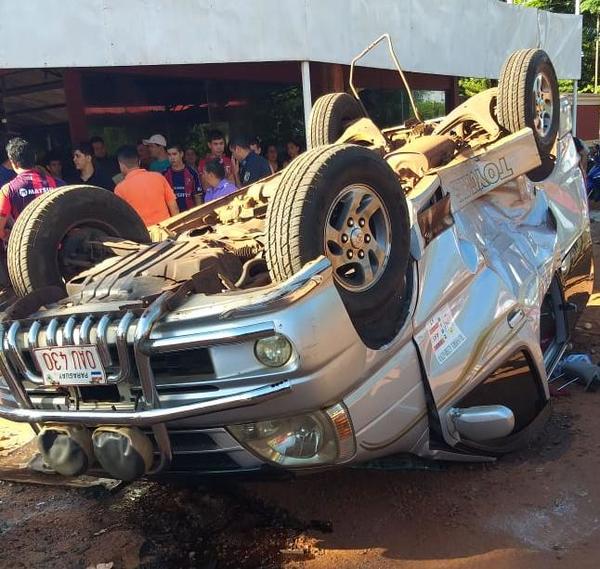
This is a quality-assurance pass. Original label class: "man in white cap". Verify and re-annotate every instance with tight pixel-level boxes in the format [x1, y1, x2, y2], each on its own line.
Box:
[143, 134, 170, 173]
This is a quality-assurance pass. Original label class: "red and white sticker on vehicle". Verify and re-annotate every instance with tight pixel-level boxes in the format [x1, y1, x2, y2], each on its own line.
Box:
[426, 304, 466, 365]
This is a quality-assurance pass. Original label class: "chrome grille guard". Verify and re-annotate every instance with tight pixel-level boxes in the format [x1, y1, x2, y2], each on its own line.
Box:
[0, 258, 331, 473]
[0, 290, 291, 473]
[4, 311, 136, 385]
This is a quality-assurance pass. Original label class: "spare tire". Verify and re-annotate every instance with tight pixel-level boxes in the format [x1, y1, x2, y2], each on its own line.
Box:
[266, 144, 410, 348]
[497, 49, 559, 157]
[308, 93, 366, 149]
[8, 185, 150, 297]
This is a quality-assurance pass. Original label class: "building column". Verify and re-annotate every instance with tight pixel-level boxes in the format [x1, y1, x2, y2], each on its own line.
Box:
[574, 0, 581, 134]
[312, 63, 346, 99]
[0, 76, 7, 135]
[445, 77, 461, 114]
[63, 69, 88, 144]
[301, 61, 312, 147]
[328, 64, 345, 93]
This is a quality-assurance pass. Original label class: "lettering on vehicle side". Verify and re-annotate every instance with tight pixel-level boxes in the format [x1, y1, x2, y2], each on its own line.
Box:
[447, 157, 514, 207]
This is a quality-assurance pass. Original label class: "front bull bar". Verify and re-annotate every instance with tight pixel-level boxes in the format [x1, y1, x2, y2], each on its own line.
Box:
[0, 380, 291, 426]
[0, 258, 330, 473]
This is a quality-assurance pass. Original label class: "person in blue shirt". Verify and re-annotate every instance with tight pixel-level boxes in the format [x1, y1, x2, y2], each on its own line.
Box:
[230, 135, 272, 187]
[203, 159, 237, 202]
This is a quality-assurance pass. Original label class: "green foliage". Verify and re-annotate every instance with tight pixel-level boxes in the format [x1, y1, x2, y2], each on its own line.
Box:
[558, 79, 575, 93]
[413, 91, 446, 120]
[581, 0, 600, 14]
[184, 124, 209, 156]
[252, 86, 305, 143]
[416, 100, 445, 120]
[458, 77, 493, 98]
[358, 88, 445, 127]
[514, 0, 573, 10]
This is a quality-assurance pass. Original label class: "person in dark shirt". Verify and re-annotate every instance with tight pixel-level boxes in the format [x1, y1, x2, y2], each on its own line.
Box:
[265, 143, 280, 173]
[230, 135, 272, 186]
[43, 150, 63, 181]
[283, 138, 302, 167]
[0, 137, 64, 239]
[184, 147, 199, 171]
[163, 143, 202, 211]
[136, 140, 152, 170]
[72, 142, 115, 191]
[198, 130, 235, 187]
[90, 135, 120, 179]
[250, 136, 262, 155]
[0, 137, 15, 187]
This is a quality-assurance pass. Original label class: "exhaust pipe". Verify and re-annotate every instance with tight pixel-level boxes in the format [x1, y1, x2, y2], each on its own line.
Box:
[37, 424, 94, 476]
[92, 426, 154, 481]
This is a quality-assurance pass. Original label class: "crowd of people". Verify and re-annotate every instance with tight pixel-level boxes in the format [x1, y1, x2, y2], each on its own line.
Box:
[0, 130, 304, 233]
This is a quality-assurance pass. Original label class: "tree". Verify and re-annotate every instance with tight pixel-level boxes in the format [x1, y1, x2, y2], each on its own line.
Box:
[458, 77, 494, 98]
[514, 0, 572, 10]
[581, 0, 600, 92]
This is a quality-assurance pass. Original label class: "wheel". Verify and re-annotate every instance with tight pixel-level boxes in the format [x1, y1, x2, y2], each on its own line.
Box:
[497, 49, 559, 157]
[8, 185, 150, 297]
[266, 144, 410, 347]
[308, 93, 366, 149]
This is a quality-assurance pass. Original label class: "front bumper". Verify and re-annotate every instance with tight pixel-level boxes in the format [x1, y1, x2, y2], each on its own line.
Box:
[0, 380, 291, 426]
[0, 258, 333, 475]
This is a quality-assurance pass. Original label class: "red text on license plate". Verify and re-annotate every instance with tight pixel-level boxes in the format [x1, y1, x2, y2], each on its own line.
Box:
[33, 345, 107, 386]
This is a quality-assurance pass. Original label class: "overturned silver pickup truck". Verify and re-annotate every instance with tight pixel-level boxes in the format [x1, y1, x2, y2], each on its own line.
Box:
[0, 37, 592, 480]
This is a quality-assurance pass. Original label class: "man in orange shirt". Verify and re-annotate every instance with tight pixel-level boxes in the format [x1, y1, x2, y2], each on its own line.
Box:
[114, 145, 179, 226]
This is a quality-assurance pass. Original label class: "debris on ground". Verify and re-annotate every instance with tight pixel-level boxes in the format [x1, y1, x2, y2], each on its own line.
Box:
[551, 352, 600, 393]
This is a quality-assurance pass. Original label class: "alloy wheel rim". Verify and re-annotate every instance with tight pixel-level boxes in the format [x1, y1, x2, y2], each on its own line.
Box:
[533, 71, 553, 139]
[323, 184, 392, 292]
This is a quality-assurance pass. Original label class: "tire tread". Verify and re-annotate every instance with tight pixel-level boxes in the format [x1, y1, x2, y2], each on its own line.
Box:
[307, 93, 364, 149]
[7, 185, 149, 297]
[497, 48, 559, 158]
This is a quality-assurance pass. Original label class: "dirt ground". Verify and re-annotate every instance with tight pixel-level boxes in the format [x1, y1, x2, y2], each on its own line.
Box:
[3, 223, 600, 569]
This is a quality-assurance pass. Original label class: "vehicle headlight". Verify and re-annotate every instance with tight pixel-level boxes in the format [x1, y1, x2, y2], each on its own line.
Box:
[228, 404, 355, 468]
[254, 334, 293, 367]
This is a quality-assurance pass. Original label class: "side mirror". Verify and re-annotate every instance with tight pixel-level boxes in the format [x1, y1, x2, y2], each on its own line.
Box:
[448, 405, 515, 442]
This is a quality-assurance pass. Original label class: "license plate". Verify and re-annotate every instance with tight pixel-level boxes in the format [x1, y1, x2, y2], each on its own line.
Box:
[33, 345, 107, 386]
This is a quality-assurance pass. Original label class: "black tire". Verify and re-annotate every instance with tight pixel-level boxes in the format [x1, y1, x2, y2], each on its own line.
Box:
[266, 144, 410, 348]
[308, 93, 366, 149]
[8, 185, 150, 297]
[497, 49, 559, 157]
